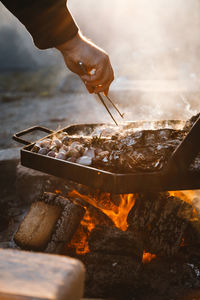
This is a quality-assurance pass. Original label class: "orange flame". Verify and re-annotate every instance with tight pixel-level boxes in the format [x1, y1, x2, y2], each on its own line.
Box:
[180, 237, 185, 247]
[142, 251, 156, 264]
[68, 189, 198, 256]
[55, 190, 61, 194]
[68, 209, 95, 255]
[169, 190, 198, 218]
[69, 190, 136, 231]
[169, 190, 195, 205]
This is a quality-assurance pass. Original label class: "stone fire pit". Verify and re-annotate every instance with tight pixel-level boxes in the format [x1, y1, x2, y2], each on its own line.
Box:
[1, 156, 200, 300]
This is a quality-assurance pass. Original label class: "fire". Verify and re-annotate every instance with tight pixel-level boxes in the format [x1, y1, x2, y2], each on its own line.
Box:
[68, 190, 136, 255]
[169, 190, 195, 205]
[142, 251, 156, 264]
[180, 237, 185, 247]
[55, 190, 61, 194]
[169, 190, 198, 218]
[68, 209, 95, 255]
[68, 189, 198, 257]
[69, 190, 136, 231]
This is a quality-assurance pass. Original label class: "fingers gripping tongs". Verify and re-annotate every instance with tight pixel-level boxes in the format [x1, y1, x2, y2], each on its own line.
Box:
[78, 61, 124, 125]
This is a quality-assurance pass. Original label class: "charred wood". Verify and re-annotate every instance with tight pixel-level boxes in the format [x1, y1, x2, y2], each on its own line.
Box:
[64, 204, 114, 256]
[42, 192, 85, 253]
[127, 192, 196, 256]
[81, 252, 141, 299]
[80, 252, 200, 300]
[14, 192, 85, 254]
[139, 257, 200, 300]
[86, 205, 114, 227]
[88, 225, 143, 260]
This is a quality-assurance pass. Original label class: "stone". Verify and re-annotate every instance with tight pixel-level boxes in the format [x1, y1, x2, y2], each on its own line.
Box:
[0, 148, 21, 229]
[0, 147, 20, 163]
[0, 248, 85, 300]
[16, 164, 73, 205]
[0, 148, 20, 198]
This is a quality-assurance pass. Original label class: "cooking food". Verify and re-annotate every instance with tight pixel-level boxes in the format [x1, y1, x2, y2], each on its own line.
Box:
[31, 118, 196, 174]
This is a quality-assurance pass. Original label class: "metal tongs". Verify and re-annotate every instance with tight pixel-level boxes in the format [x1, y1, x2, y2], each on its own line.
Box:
[78, 61, 124, 125]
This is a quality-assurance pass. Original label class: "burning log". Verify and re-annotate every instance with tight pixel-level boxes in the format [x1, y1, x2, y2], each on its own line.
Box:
[127, 192, 200, 257]
[65, 203, 115, 256]
[88, 225, 143, 260]
[64, 189, 200, 298]
[14, 192, 85, 253]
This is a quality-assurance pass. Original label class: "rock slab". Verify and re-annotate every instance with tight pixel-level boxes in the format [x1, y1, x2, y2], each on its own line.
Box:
[0, 248, 85, 300]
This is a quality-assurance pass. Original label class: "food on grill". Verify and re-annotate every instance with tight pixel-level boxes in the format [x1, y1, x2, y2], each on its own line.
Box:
[31, 129, 185, 173]
[31, 114, 198, 173]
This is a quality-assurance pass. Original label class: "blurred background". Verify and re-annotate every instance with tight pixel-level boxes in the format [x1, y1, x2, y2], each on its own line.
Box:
[1, 0, 200, 148]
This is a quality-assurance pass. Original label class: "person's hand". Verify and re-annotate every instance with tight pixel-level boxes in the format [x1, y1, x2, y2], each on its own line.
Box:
[56, 31, 114, 95]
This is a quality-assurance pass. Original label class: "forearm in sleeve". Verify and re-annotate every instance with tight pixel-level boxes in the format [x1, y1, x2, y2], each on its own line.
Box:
[1, 0, 79, 49]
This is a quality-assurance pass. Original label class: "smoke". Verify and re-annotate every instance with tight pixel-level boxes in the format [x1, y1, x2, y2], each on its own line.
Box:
[1, 0, 200, 119]
[68, 0, 200, 120]
[69, 0, 200, 80]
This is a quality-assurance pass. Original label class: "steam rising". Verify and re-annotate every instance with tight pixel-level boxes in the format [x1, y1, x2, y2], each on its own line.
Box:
[69, 0, 200, 79]
[1, 0, 200, 119]
[69, 0, 200, 120]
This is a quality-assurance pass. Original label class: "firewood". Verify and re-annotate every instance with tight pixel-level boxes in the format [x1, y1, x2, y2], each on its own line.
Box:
[14, 192, 85, 253]
[127, 192, 196, 256]
[81, 251, 200, 299]
[64, 202, 115, 256]
[82, 252, 141, 299]
[44, 193, 85, 253]
[14, 201, 61, 250]
[139, 256, 200, 300]
[88, 225, 143, 260]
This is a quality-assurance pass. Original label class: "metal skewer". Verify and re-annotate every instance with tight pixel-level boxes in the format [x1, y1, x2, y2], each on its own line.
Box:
[96, 92, 118, 125]
[105, 94, 124, 118]
[78, 61, 123, 125]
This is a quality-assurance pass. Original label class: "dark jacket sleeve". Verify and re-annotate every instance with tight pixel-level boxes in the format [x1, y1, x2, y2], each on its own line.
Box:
[1, 0, 79, 49]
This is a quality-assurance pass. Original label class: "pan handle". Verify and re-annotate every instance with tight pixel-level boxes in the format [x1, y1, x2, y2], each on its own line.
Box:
[13, 126, 53, 145]
[166, 114, 200, 174]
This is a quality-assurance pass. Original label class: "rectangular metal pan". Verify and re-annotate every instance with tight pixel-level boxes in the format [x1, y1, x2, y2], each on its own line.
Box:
[13, 117, 200, 194]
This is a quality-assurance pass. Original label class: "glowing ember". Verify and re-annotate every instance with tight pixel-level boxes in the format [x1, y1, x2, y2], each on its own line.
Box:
[69, 190, 136, 231]
[68, 190, 136, 255]
[169, 191, 195, 205]
[68, 189, 198, 256]
[180, 237, 185, 247]
[169, 190, 198, 217]
[68, 209, 95, 255]
[142, 251, 156, 264]
[55, 190, 61, 194]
